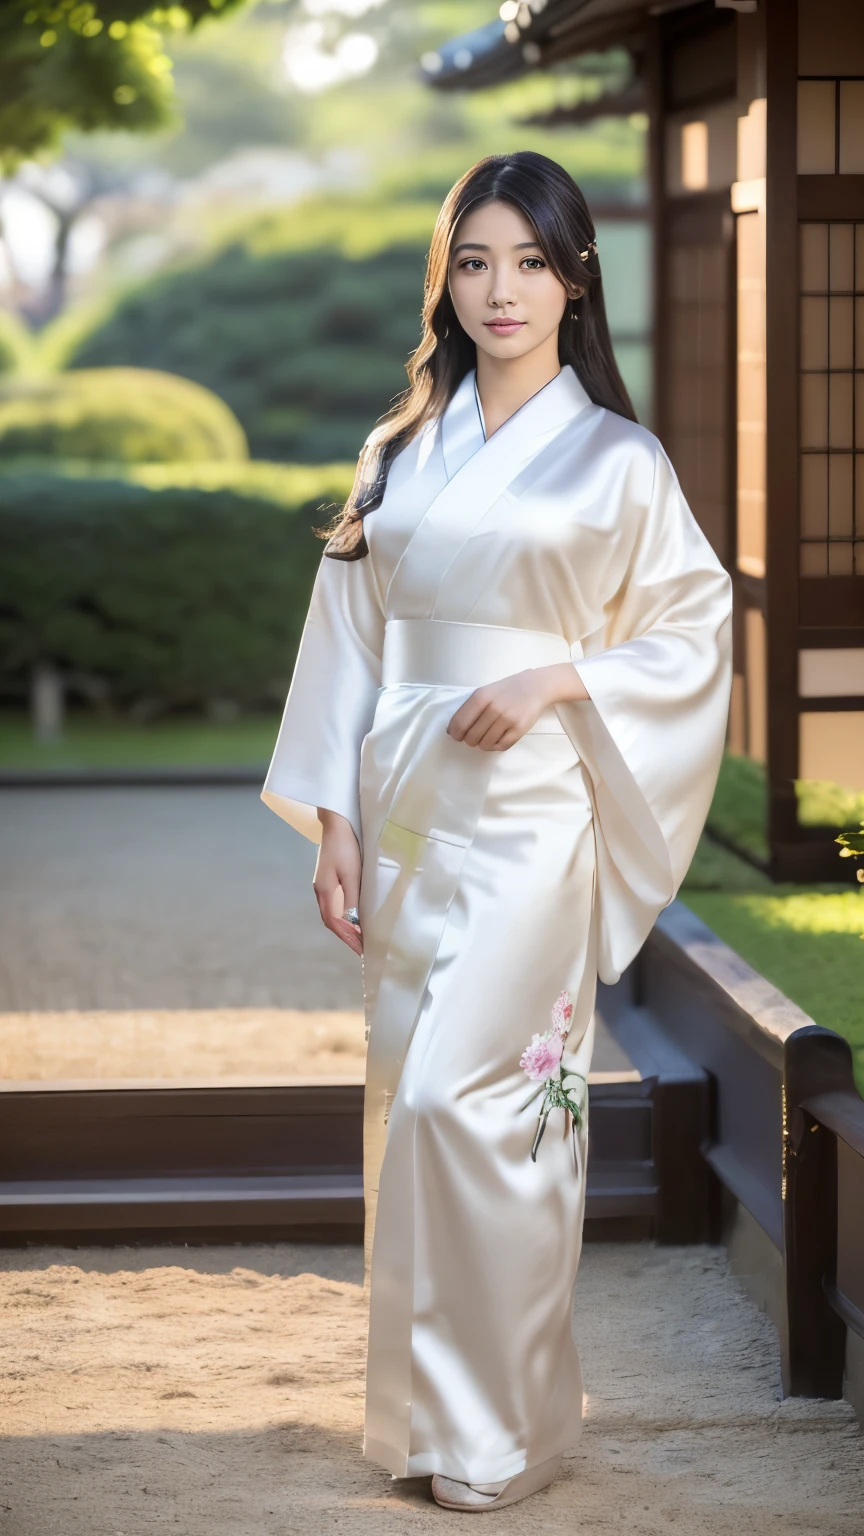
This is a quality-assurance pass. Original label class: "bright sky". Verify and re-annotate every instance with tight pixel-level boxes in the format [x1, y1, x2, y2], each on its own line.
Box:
[282, 0, 388, 93]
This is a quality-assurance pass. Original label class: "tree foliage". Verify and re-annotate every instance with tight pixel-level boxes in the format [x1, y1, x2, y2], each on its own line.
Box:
[0, 1, 248, 169]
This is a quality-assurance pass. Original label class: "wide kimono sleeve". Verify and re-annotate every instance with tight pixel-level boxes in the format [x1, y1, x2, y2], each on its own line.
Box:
[559, 443, 733, 984]
[261, 544, 385, 851]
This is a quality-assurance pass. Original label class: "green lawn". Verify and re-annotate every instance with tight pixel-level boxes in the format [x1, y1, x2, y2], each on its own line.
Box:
[0, 712, 280, 769]
[681, 836, 864, 1093]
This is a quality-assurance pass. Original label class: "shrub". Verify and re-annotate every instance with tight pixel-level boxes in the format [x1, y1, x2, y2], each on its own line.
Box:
[0, 462, 354, 710]
[0, 368, 249, 464]
[60, 198, 435, 461]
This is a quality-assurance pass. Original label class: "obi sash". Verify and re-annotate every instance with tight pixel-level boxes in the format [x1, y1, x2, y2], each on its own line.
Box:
[380, 618, 572, 721]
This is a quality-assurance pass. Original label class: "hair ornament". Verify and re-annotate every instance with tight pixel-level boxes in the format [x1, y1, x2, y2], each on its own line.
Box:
[578, 241, 598, 262]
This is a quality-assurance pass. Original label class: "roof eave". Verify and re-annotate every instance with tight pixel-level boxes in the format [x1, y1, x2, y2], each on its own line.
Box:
[420, 0, 695, 93]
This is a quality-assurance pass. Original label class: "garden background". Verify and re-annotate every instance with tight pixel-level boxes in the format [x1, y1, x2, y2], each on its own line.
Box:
[0, 0, 861, 1086]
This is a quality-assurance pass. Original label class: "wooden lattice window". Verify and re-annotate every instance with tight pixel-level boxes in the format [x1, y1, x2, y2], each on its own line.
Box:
[799, 222, 864, 575]
[798, 79, 864, 175]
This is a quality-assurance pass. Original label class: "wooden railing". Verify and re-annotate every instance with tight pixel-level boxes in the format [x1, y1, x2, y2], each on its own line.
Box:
[600, 902, 864, 1409]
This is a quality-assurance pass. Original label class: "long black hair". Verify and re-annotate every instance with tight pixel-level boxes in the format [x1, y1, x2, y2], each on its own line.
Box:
[322, 150, 636, 560]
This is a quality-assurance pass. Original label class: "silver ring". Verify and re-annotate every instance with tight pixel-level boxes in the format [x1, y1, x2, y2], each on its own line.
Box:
[343, 906, 361, 926]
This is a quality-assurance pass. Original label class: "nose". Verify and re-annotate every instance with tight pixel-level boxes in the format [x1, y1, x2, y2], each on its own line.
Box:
[488, 264, 517, 309]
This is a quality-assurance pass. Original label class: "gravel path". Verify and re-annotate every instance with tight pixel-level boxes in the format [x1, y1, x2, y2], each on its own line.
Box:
[0, 786, 632, 1079]
[0, 787, 363, 1012]
[0, 1240, 861, 1535]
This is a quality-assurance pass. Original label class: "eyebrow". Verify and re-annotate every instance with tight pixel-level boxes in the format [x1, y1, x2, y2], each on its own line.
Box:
[451, 241, 543, 255]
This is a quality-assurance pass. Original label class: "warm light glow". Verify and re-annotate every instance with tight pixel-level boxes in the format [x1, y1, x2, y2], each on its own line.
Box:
[745, 607, 767, 763]
[800, 713, 864, 792]
[737, 210, 766, 582]
[283, 22, 378, 92]
[681, 120, 709, 191]
[303, 0, 386, 14]
[737, 97, 766, 181]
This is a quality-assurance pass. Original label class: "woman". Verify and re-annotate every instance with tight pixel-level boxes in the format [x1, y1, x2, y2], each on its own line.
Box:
[262, 151, 732, 1512]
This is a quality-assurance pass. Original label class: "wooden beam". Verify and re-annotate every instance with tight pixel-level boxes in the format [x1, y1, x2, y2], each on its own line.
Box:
[0, 1076, 683, 1243]
[798, 175, 864, 220]
[799, 577, 864, 628]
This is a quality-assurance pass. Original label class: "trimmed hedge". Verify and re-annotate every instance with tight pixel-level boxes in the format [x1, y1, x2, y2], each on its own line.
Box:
[61, 199, 434, 461]
[0, 368, 249, 464]
[0, 463, 354, 710]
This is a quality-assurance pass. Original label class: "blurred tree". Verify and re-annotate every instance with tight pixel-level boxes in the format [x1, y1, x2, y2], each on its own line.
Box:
[7, 2, 643, 331]
[0, 1, 249, 170]
[7, 156, 133, 323]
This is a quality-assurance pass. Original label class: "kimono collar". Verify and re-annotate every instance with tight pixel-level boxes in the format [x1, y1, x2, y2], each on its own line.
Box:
[440, 363, 592, 482]
[440, 369, 486, 481]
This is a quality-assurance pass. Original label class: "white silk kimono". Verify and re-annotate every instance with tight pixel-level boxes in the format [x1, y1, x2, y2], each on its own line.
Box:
[262, 363, 732, 1486]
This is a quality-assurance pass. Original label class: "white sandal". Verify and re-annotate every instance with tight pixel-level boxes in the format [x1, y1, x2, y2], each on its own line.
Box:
[430, 1451, 563, 1512]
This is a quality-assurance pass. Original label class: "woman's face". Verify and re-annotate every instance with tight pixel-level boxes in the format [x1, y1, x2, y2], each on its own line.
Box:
[447, 199, 579, 362]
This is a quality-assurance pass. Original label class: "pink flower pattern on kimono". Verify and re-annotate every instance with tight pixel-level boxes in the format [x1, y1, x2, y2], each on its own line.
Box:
[519, 989, 585, 1165]
[519, 989, 573, 1080]
[519, 1031, 564, 1082]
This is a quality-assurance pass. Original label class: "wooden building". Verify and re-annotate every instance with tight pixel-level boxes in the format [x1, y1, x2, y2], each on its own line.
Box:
[423, 0, 864, 880]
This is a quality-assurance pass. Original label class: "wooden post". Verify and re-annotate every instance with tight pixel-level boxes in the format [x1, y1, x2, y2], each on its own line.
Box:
[782, 1026, 849, 1397]
[645, 14, 665, 443]
[652, 1069, 715, 1244]
[764, 0, 802, 873]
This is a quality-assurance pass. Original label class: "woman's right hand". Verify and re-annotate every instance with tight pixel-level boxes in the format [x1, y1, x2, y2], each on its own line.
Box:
[313, 808, 363, 956]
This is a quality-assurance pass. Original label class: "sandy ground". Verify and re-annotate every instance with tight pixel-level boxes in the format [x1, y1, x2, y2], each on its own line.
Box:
[0, 1008, 368, 1084]
[0, 1241, 861, 1536]
[0, 1007, 633, 1085]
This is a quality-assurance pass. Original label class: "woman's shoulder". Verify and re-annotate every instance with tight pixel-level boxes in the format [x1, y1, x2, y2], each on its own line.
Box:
[559, 404, 669, 504]
[589, 406, 664, 465]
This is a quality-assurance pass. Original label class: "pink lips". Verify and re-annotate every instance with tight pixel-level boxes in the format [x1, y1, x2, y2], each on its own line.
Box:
[484, 319, 525, 335]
